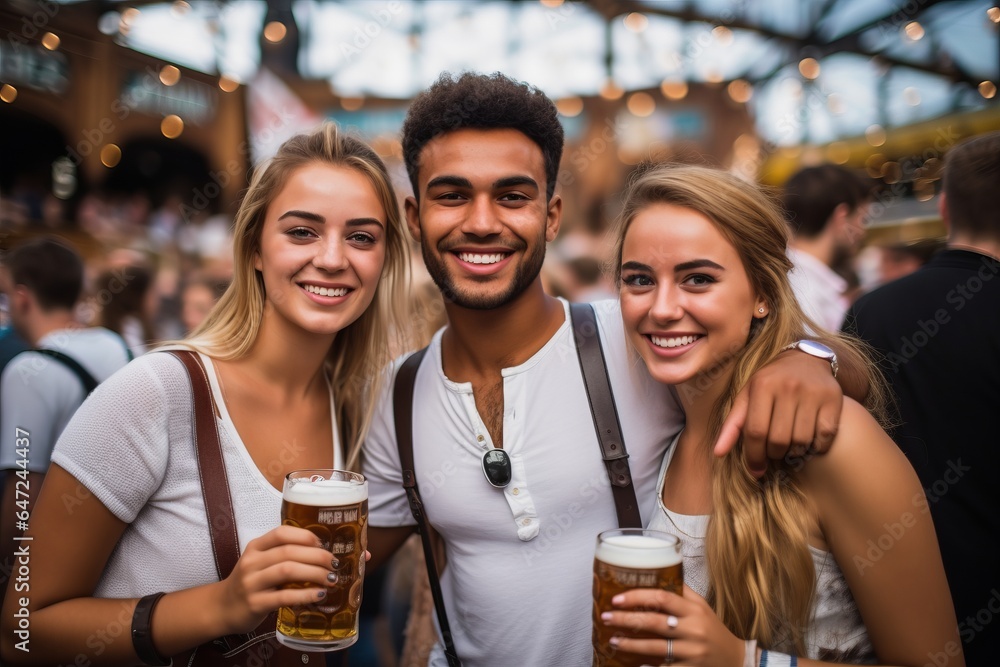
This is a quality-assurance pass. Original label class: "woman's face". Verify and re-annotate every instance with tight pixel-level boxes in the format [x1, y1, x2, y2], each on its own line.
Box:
[254, 162, 388, 339]
[619, 203, 765, 389]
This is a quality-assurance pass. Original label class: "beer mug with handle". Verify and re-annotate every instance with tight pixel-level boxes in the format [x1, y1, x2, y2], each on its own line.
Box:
[277, 469, 368, 651]
[592, 528, 682, 667]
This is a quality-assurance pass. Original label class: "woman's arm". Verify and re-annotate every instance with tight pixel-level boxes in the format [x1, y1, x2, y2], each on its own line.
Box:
[602, 401, 962, 667]
[0, 465, 334, 664]
[802, 398, 963, 667]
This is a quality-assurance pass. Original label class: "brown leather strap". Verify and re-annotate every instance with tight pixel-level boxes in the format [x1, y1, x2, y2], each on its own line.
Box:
[393, 348, 461, 667]
[167, 350, 289, 661]
[168, 350, 241, 579]
[569, 302, 642, 528]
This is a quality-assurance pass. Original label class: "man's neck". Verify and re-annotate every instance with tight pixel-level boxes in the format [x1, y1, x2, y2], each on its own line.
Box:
[27, 312, 78, 347]
[440, 279, 565, 381]
[789, 236, 833, 268]
[948, 235, 1000, 262]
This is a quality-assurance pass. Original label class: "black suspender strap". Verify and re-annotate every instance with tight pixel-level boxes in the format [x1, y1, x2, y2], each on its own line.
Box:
[392, 347, 461, 667]
[33, 349, 99, 394]
[569, 302, 642, 528]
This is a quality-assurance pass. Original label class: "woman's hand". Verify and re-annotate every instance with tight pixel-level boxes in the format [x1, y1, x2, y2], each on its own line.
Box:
[601, 585, 746, 667]
[216, 525, 336, 635]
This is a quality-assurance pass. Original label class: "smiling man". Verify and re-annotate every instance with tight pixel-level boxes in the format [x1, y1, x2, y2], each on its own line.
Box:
[362, 72, 861, 667]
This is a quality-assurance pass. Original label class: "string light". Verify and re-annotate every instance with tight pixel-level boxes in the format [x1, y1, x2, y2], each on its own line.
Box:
[627, 92, 655, 116]
[161, 115, 184, 139]
[264, 21, 287, 43]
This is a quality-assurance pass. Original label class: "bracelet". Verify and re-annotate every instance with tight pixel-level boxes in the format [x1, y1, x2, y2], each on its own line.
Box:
[743, 639, 758, 667]
[759, 649, 797, 667]
[131, 592, 172, 666]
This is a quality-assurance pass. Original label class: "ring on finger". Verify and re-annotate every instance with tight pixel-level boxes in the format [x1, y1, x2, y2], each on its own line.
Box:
[666, 614, 679, 630]
[665, 637, 674, 665]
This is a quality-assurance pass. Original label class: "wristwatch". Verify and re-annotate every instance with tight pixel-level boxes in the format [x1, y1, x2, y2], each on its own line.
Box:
[782, 340, 839, 378]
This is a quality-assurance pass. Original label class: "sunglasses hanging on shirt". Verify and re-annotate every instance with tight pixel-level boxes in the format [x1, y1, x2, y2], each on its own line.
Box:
[481, 448, 512, 488]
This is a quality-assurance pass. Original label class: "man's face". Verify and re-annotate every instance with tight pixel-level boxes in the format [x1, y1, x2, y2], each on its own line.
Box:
[833, 202, 869, 267]
[405, 128, 561, 310]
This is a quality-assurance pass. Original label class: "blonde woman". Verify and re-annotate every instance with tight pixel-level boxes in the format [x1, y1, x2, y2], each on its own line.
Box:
[600, 165, 961, 667]
[0, 124, 409, 664]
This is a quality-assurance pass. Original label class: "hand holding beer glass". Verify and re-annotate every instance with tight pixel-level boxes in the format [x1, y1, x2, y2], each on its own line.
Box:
[593, 528, 682, 667]
[276, 469, 368, 651]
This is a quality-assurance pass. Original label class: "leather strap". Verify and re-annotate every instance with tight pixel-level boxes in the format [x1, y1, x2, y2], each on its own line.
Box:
[167, 350, 280, 658]
[393, 347, 461, 667]
[569, 302, 642, 528]
[168, 350, 241, 579]
[131, 592, 171, 665]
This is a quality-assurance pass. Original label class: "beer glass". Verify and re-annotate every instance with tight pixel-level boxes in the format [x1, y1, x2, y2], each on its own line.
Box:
[276, 469, 368, 652]
[592, 528, 683, 667]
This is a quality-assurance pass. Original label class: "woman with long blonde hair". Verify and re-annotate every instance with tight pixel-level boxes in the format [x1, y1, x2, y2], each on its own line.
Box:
[0, 124, 409, 664]
[600, 164, 960, 666]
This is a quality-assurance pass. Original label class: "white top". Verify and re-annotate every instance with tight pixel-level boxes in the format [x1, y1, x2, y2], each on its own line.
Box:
[0, 327, 131, 473]
[362, 298, 684, 667]
[647, 434, 876, 663]
[787, 247, 850, 332]
[50, 350, 342, 598]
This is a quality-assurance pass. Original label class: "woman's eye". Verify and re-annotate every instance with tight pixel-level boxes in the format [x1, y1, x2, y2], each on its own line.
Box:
[348, 232, 377, 244]
[685, 274, 714, 287]
[287, 227, 315, 240]
[622, 274, 653, 287]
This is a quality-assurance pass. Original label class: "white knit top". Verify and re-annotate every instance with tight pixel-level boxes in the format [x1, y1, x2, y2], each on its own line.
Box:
[647, 434, 876, 663]
[50, 350, 342, 598]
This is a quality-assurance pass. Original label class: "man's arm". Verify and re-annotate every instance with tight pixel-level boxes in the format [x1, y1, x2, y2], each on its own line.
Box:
[714, 342, 868, 475]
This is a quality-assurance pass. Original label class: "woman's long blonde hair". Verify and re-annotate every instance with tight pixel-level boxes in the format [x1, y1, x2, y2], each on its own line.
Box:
[177, 123, 409, 468]
[611, 164, 887, 652]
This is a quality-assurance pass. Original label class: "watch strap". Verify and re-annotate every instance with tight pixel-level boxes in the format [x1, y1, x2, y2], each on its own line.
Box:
[131, 592, 172, 666]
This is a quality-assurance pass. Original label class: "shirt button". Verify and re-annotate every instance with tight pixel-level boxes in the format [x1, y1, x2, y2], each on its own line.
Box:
[511, 488, 519, 496]
[301, 655, 310, 664]
[476, 435, 485, 442]
[521, 518, 531, 526]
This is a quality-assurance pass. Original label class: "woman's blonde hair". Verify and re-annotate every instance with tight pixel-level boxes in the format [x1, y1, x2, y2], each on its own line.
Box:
[177, 123, 409, 468]
[611, 164, 887, 652]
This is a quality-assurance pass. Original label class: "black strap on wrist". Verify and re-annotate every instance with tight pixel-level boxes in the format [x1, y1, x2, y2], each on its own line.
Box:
[131, 592, 172, 666]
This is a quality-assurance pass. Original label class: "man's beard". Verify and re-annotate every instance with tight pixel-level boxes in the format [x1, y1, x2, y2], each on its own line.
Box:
[421, 237, 546, 310]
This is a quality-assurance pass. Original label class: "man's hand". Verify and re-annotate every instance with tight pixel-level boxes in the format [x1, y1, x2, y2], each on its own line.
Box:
[713, 351, 842, 476]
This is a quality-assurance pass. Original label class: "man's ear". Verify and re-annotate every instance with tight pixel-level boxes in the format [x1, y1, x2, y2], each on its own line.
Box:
[545, 194, 563, 243]
[10, 285, 31, 316]
[404, 196, 422, 243]
[938, 192, 951, 236]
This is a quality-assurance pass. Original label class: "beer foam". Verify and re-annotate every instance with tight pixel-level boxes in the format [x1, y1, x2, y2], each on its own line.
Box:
[284, 479, 368, 506]
[595, 534, 681, 569]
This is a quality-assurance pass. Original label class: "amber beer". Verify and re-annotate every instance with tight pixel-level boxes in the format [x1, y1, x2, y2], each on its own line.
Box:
[592, 529, 683, 667]
[276, 470, 368, 651]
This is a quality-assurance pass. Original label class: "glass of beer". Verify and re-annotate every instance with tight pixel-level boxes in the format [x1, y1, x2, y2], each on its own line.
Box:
[592, 528, 682, 667]
[276, 469, 368, 652]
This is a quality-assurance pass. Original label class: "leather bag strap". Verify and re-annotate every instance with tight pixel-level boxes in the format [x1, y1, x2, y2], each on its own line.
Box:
[569, 302, 642, 528]
[393, 347, 462, 667]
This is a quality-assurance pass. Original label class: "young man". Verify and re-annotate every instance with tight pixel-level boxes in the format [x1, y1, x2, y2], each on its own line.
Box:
[364, 72, 859, 666]
[0, 238, 131, 598]
[844, 132, 1000, 666]
[783, 165, 873, 331]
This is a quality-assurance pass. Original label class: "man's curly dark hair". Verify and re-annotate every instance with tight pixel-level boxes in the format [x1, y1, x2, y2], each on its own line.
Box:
[401, 71, 565, 201]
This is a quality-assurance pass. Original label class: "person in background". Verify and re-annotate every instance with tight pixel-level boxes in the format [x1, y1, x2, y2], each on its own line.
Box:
[602, 163, 959, 667]
[94, 264, 158, 356]
[0, 238, 131, 600]
[877, 237, 944, 285]
[180, 274, 228, 335]
[783, 165, 873, 331]
[844, 131, 1000, 666]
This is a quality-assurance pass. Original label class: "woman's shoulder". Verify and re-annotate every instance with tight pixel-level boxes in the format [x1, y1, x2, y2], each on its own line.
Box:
[87, 349, 195, 406]
[799, 397, 918, 504]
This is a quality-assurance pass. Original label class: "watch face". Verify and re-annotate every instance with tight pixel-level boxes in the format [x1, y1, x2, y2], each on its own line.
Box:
[798, 340, 835, 358]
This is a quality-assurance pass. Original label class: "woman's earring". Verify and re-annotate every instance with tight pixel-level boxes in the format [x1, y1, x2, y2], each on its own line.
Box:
[758, 307, 765, 314]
